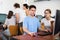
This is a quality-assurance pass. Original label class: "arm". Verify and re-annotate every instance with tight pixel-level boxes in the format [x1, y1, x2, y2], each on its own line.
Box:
[3, 24, 7, 29]
[23, 18, 34, 36]
[37, 19, 42, 32]
[15, 13, 19, 23]
[3, 18, 8, 29]
[23, 27, 31, 34]
[23, 27, 34, 36]
[50, 21, 54, 32]
[26, 9, 29, 16]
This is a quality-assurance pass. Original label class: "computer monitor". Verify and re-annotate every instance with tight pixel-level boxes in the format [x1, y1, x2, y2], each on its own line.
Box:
[54, 10, 60, 35]
[0, 14, 6, 24]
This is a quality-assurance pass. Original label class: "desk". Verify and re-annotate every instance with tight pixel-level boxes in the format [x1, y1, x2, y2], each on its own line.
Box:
[0, 31, 3, 40]
[13, 32, 54, 40]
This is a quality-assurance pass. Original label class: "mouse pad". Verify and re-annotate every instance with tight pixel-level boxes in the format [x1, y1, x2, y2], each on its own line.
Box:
[37, 31, 52, 36]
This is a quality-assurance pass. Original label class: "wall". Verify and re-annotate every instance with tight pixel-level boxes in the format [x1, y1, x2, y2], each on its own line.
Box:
[0, 0, 23, 14]
[30, 1, 60, 16]
[0, 0, 60, 16]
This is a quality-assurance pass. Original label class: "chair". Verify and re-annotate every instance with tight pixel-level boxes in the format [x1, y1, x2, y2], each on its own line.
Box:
[36, 15, 43, 22]
[18, 23, 24, 35]
[19, 27, 24, 35]
[7, 25, 18, 40]
[9, 25, 18, 36]
[41, 23, 45, 30]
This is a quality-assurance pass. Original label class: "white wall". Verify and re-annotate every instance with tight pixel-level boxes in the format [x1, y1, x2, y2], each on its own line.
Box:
[51, 0, 60, 1]
[30, 1, 60, 16]
[0, 0, 60, 16]
[0, 0, 23, 14]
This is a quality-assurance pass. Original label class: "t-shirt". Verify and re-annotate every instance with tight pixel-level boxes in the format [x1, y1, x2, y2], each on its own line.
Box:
[41, 18, 55, 29]
[23, 16, 40, 33]
[5, 16, 16, 28]
[14, 8, 26, 23]
[4, 16, 16, 36]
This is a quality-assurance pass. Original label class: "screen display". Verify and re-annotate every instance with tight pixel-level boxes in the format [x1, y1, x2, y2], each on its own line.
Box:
[0, 14, 6, 24]
[54, 10, 60, 35]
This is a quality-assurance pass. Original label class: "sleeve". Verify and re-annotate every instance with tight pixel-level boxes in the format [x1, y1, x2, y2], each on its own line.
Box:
[4, 18, 8, 25]
[14, 9, 19, 14]
[23, 18, 28, 28]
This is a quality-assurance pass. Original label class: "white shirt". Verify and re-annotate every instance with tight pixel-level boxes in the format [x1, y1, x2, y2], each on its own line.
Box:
[14, 8, 26, 23]
[41, 18, 55, 29]
[5, 16, 16, 28]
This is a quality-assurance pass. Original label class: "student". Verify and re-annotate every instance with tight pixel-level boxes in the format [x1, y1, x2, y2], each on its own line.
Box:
[41, 9, 55, 32]
[23, 4, 29, 16]
[14, 3, 26, 35]
[23, 5, 40, 36]
[3, 11, 16, 36]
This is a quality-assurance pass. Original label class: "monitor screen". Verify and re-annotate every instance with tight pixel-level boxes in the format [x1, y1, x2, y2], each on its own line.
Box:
[0, 14, 6, 24]
[54, 10, 60, 35]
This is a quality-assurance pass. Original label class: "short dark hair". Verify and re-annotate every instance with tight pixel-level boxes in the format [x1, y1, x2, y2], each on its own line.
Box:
[23, 4, 29, 9]
[14, 3, 20, 8]
[7, 11, 13, 19]
[29, 5, 36, 10]
[44, 9, 51, 14]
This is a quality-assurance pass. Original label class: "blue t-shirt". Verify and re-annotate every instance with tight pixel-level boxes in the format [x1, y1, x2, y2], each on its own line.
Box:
[23, 16, 40, 33]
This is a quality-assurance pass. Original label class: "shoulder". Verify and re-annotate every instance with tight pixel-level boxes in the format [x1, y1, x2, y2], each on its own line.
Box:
[26, 9, 29, 12]
[41, 18, 46, 21]
[15, 8, 21, 12]
[24, 16, 29, 20]
[23, 16, 30, 22]
[11, 16, 15, 19]
[51, 18, 55, 20]
[15, 8, 19, 11]
[41, 18, 46, 23]
[34, 17, 40, 21]
[14, 8, 20, 13]
[51, 18, 55, 21]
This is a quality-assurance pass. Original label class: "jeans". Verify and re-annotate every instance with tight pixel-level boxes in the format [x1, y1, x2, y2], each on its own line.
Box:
[0, 32, 7, 40]
[3, 29, 10, 36]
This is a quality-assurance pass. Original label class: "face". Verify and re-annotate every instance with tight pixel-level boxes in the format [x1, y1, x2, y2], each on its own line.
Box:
[23, 6, 26, 10]
[29, 8, 36, 16]
[44, 11, 51, 18]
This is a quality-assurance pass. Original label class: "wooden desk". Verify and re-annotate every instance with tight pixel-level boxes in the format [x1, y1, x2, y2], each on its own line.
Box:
[12, 32, 54, 40]
[0, 32, 2, 40]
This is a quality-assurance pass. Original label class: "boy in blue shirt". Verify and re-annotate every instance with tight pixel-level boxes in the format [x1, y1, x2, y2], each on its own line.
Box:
[23, 5, 40, 36]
